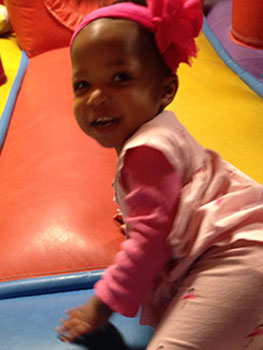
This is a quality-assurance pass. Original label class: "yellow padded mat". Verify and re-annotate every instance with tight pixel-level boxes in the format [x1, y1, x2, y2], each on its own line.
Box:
[171, 32, 263, 184]
[0, 35, 21, 116]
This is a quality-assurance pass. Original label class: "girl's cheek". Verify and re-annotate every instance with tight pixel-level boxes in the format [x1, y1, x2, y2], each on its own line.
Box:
[73, 99, 83, 119]
[73, 104, 78, 119]
[73, 103, 85, 130]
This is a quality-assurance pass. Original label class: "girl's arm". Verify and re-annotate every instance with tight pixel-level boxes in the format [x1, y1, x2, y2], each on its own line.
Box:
[57, 146, 181, 342]
[95, 145, 181, 316]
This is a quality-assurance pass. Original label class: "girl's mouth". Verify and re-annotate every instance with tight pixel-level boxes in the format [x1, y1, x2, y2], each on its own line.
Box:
[91, 116, 117, 127]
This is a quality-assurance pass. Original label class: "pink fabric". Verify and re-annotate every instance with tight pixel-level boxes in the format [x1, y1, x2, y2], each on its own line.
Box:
[147, 242, 263, 348]
[70, 0, 203, 73]
[95, 146, 181, 316]
[112, 110, 263, 326]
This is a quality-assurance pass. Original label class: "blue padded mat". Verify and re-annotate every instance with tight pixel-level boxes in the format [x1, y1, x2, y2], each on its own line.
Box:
[0, 271, 153, 350]
[0, 289, 153, 350]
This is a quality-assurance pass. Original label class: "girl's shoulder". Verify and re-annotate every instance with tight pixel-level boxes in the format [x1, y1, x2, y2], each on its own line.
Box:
[118, 110, 205, 180]
[124, 110, 192, 149]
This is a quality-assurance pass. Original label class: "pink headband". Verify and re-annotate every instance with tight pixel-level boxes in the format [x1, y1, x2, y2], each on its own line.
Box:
[70, 0, 203, 73]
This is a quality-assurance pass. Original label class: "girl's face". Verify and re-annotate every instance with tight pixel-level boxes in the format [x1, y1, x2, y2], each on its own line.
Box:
[71, 19, 176, 154]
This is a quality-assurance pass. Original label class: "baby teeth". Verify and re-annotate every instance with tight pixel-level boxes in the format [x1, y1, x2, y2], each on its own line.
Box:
[98, 117, 112, 122]
[93, 117, 115, 125]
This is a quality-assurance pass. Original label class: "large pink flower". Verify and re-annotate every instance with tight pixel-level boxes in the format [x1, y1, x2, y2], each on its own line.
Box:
[149, 0, 203, 72]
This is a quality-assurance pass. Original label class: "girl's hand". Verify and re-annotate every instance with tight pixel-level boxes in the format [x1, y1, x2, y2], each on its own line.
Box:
[56, 295, 113, 343]
[113, 209, 126, 235]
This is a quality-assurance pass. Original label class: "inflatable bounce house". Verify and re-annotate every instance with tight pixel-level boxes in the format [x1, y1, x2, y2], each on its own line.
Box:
[0, 0, 262, 348]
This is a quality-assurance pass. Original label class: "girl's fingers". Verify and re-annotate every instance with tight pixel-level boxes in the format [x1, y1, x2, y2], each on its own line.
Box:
[66, 304, 85, 316]
[56, 317, 73, 332]
[56, 317, 79, 335]
[56, 308, 93, 342]
[113, 209, 124, 223]
[60, 321, 92, 342]
[55, 326, 64, 334]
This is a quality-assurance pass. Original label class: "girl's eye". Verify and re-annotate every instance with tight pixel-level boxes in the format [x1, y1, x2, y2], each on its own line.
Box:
[113, 72, 131, 84]
[73, 81, 89, 92]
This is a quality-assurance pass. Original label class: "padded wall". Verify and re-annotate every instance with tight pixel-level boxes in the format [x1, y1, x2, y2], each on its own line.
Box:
[0, 47, 123, 282]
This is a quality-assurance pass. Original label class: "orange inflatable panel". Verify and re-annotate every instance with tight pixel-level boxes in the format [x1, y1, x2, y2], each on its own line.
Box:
[0, 47, 123, 282]
[231, 0, 263, 49]
[5, 0, 114, 57]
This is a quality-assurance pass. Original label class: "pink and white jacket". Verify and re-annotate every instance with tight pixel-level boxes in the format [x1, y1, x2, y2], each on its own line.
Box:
[95, 110, 263, 326]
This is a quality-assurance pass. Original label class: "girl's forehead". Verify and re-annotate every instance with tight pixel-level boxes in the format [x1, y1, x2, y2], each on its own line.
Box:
[73, 19, 141, 51]
[71, 18, 167, 77]
[71, 20, 146, 76]
[71, 18, 156, 62]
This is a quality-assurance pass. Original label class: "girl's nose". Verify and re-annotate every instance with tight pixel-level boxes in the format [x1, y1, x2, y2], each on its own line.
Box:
[86, 88, 106, 107]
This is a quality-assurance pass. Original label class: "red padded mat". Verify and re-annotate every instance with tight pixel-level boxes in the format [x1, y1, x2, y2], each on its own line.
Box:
[0, 47, 123, 281]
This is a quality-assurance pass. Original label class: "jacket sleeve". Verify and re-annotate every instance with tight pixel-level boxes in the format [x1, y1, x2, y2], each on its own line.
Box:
[95, 146, 181, 317]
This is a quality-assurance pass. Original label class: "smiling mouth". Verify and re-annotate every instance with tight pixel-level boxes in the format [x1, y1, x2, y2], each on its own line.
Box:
[91, 117, 118, 127]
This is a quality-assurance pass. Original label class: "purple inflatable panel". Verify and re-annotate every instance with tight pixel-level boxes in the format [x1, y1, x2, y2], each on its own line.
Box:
[206, 0, 263, 81]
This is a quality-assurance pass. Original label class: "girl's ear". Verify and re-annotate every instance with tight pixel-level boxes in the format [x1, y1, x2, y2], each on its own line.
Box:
[161, 74, 178, 110]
